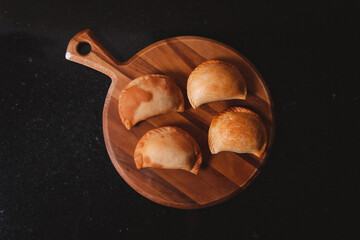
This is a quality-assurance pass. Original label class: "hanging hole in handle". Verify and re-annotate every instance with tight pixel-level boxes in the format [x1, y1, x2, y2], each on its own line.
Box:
[77, 42, 91, 55]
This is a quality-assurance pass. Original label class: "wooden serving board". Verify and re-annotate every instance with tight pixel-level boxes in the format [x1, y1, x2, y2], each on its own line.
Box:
[66, 29, 274, 209]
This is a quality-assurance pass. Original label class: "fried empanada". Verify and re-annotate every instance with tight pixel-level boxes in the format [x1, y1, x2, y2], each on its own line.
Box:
[209, 107, 267, 157]
[118, 74, 184, 130]
[187, 60, 247, 108]
[134, 126, 202, 174]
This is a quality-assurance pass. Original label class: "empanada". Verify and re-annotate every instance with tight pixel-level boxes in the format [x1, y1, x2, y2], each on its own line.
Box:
[134, 126, 202, 174]
[118, 74, 184, 129]
[209, 107, 267, 157]
[187, 60, 247, 108]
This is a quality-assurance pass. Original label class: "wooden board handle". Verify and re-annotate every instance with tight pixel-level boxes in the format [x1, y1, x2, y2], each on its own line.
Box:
[65, 29, 121, 80]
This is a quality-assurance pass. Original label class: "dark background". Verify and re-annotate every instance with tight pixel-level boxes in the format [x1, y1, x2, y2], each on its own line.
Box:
[0, 0, 357, 239]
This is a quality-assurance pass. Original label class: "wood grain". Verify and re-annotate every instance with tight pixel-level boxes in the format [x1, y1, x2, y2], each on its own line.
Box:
[65, 29, 274, 209]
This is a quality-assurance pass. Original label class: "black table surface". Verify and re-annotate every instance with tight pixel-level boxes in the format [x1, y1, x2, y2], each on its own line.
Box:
[0, 1, 356, 239]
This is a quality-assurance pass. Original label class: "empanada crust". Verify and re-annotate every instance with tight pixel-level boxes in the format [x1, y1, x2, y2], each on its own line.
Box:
[134, 126, 202, 174]
[209, 107, 267, 157]
[118, 74, 184, 130]
[187, 60, 247, 108]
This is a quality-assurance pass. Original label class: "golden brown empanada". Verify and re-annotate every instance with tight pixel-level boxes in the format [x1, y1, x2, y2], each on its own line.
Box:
[134, 126, 202, 174]
[187, 60, 247, 108]
[209, 107, 267, 157]
[118, 74, 184, 130]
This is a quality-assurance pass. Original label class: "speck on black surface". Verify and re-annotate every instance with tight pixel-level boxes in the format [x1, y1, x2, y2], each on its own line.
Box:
[0, 1, 357, 239]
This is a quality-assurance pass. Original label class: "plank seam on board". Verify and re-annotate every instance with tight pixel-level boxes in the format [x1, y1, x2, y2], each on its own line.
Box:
[165, 38, 207, 69]
[201, 162, 244, 188]
[177, 111, 210, 132]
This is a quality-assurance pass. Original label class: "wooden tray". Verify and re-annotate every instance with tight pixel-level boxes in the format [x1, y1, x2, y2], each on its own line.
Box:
[65, 29, 274, 209]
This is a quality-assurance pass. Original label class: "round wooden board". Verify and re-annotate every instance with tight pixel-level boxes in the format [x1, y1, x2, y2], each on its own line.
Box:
[66, 30, 274, 209]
